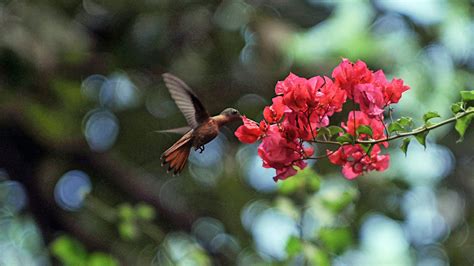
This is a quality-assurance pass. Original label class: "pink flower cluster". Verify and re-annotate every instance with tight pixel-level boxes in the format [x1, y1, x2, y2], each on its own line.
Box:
[235, 59, 410, 181]
[328, 111, 390, 179]
[333, 59, 409, 116]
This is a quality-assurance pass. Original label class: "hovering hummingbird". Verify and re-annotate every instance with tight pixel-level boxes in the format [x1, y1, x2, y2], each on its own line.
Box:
[160, 73, 241, 174]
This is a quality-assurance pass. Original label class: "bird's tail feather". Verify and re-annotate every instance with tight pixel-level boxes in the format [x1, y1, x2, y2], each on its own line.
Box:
[161, 134, 192, 174]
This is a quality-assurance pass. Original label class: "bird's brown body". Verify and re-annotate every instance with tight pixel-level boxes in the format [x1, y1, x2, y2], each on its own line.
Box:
[193, 117, 219, 147]
[159, 74, 241, 174]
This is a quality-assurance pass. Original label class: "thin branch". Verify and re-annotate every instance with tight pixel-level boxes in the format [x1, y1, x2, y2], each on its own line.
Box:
[388, 106, 395, 124]
[379, 114, 389, 137]
[306, 149, 339, 160]
[312, 109, 474, 146]
[85, 196, 117, 223]
[311, 139, 342, 146]
[307, 111, 316, 140]
[351, 98, 356, 145]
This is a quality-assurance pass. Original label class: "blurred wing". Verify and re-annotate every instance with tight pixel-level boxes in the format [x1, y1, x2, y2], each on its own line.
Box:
[162, 73, 209, 129]
[155, 126, 192, 135]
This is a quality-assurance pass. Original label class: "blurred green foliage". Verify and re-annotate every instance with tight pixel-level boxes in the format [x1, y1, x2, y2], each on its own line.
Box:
[51, 235, 118, 266]
[278, 167, 321, 195]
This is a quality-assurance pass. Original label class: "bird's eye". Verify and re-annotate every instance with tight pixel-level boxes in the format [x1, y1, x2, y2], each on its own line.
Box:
[231, 110, 237, 115]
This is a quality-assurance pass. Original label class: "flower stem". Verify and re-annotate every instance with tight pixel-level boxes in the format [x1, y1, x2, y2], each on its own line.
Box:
[310, 108, 474, 146]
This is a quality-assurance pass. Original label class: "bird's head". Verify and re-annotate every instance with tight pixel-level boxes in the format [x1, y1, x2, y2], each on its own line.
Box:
[220, 108, 241, 121]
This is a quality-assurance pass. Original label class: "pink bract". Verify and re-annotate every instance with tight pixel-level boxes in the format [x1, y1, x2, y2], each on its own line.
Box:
[234, 116, 263, 144]
[235, 59, 409, 181]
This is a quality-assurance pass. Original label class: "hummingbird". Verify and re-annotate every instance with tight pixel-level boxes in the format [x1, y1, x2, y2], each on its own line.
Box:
[160, 73, 241, 174]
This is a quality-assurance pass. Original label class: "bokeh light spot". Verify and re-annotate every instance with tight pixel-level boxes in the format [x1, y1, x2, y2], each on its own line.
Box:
[159, 178, 187, 213]
[237, 145, 277, 192]
[81, 74, 107, 101]
[54, 170, 92, 211]
[241, 200, 271, 232]
[210, 233, 240, 256]
[99, 73, 140, 110]
[0, 181, 27, 214]
[251, 208, 298, 260]
[188, 135, 227, 186]
[192, 217, 225, 248]
[83, 109, 119, 152]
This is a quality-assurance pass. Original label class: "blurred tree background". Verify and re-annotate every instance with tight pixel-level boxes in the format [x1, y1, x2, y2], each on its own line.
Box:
[0, 0, 474, 265]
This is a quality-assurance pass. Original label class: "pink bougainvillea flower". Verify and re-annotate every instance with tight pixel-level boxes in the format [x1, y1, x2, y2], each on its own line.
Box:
[263, 96, 287, 123]
[257, 125, 311, 181]
[372, 70, 388, 88]
[332, 58, 373, 98]
[353, 83, 385, 117]
[328, 109, 390, 179]
[235, 116, 264, 144]
[275, 73, 305, 95]
[281, 111, 329, 142]
[274, 74, 346, 132]
[316, 77, 347, 117]
[306, 75, 325, 108]
[276, 72, 347, 116]
[383, 78, 410, 105]
[235, 59, 409, 181]
[257, 125, 301, 169]
[274, 167, 298, 181]
[282, 81, 311, 112]
[328, 144, 390, 179]
[372, 70, 410, 106]
[343, 111, 386, 141]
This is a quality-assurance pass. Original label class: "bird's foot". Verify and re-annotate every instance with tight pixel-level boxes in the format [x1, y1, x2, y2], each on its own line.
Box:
[195, 146, 205, 153]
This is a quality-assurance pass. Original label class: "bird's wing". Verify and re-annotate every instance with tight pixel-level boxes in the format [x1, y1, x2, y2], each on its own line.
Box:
[162, 73, 209, 129]
[155, 126, 192, 135]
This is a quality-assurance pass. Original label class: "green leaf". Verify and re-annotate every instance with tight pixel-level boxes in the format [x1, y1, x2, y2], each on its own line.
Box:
[397, 117, 413, 128]
[135, 203, 156, 221]
[317, 127, 331, 139]
[313, 249, 330, 266]
[25, 103, 78, 140]
[460, 90, 474, 102]
[278, 169, 306, 195]
[359, 143, 371, 153]
[388, 122, 403, 133]
[275, 197, 300, 219]
[50, 235, 88, 266]
[318, 227, 353, 254]
[328, 126, 344, 137]
[423, 111, 440, 123]
[414, 131, 429, 148]
[118, 203, 134, 221]
[118, 221, 138, 240]
[320, 185, 359, 213]
[306, 175, 321, 193]
[278, 168, 320, 194]
[388, 117, 413, 134]
[336, 133, 354, 144]
[303, 245, 330, 266]
[455, 111, 474, 142]
[285, 236, 303, 257]
[400, 138, 410, 156]
[88, 253, 119, 266]
[356, 125, 373, 137]
[51, 79, 87, 111]
[323, 191, 354, 212]
[278, 175, 304, 195]
[50, 235, 118, 266]
[451, 102, 464, 115]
